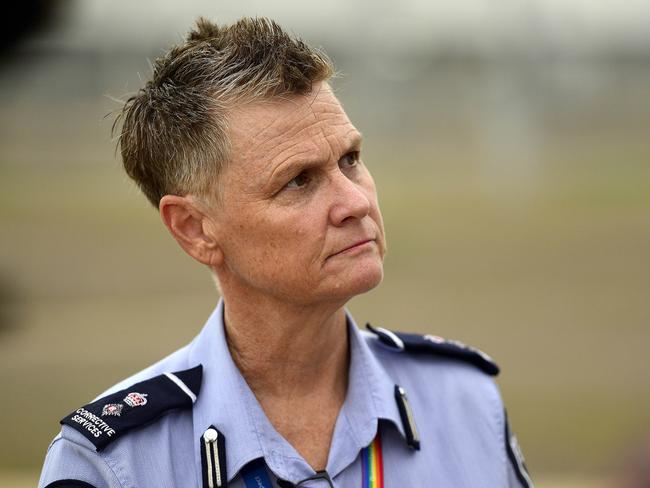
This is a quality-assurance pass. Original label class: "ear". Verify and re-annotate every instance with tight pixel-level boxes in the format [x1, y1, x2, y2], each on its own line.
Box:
[159, 195, 224, 267]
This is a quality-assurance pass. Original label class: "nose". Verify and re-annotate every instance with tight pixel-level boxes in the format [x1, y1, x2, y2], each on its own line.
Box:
[328, 171, 371, 226]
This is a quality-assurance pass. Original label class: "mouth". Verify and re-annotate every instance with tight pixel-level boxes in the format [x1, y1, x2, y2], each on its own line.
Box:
[328, 239, 375, 259]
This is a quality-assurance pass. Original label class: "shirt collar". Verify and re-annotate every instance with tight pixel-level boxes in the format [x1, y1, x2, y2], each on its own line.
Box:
[188, 299, 408, 483]
[325, 311, 407, 478]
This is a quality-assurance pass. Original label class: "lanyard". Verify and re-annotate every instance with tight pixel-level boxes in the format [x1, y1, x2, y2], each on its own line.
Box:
[361, 431, 384, 488]
[240, 432, 384, 488]
[242, 459, 274, 488]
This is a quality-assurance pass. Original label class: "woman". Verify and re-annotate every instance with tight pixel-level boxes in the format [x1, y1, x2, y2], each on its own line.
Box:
[40, 17, 532, 488]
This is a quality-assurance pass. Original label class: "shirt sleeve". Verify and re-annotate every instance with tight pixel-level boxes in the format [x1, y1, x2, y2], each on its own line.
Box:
[38, 430, 124, 488]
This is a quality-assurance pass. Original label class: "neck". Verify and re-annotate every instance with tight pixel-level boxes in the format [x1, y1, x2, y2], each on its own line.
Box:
[222, 292, 350, 401]
[218, 289, 352, 470]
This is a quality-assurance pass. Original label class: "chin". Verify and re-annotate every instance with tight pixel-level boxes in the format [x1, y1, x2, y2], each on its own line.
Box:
[288, 257, 385, 305]
[333, 260, 384, 300]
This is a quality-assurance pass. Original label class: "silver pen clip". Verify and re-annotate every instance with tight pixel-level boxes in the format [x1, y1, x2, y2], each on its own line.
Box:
[203, 428, 223, 488]
[396, 385, 421, 450]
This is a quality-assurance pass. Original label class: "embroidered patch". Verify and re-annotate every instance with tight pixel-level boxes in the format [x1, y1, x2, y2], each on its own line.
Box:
[423, 334, 445, 344]
[424, 335, 496, 364]
[123, 392, 148, 407]
[61, 365, 202, 451]
[366, 323, 500, 376]
[101, 404, 123, 417]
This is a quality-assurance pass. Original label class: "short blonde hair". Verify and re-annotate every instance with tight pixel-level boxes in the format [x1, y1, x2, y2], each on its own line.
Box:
[113, 17, 334, 207]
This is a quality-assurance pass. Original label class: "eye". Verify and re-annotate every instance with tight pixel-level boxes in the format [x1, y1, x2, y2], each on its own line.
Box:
[339, 151, 360, 169]
[285, 170, 311, 189]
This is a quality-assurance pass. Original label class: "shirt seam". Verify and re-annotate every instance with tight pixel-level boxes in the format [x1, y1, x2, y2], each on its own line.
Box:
[99, 451, 128, 488]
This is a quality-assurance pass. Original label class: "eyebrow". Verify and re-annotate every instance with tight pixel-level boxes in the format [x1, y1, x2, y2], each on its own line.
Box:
[267, 131, 364, 186]
[346, 131, 364, 150]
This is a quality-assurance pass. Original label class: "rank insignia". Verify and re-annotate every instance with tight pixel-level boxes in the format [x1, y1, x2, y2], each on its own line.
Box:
[123, 392, 148, 407]
[423, 334, 445, 344]
[366, 323, 500, 376]
[61, 365, 202, 451]
[424, 334, 496, 364]
[101, 403, 123, 417]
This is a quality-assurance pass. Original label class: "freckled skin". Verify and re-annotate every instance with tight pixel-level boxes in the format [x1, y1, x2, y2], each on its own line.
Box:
[210, 82, 387, 307]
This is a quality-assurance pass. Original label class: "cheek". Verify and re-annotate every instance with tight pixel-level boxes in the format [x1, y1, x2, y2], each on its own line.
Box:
[233, 212, 322, 268]
[285, 216, 324, 259]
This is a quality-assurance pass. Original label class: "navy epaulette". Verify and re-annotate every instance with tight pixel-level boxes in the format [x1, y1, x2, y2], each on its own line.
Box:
[366, 324, 499, 376]
[61, 365, 203, 451]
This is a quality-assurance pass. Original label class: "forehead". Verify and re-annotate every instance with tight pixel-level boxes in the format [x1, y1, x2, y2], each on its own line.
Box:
[227, 83, 359, 169]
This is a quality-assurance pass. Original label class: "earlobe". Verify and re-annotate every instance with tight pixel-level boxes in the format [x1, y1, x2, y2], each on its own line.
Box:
[159, 195, 223, 267]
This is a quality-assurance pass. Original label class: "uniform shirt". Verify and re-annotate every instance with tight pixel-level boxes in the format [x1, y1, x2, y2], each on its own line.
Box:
[39, 299, 532, 487]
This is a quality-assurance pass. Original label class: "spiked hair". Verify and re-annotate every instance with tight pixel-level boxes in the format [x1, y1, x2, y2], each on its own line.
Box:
[113, 17, 335, 207]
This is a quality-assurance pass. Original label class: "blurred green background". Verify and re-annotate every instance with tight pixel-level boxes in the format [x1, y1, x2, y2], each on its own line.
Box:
[1, 1, 649, 487]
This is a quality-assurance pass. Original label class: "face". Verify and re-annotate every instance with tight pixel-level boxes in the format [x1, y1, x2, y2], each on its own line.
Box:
[207, 82, 386, 307]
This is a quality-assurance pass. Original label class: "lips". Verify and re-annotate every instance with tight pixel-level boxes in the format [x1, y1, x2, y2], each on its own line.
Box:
[329, 238, 375, 258]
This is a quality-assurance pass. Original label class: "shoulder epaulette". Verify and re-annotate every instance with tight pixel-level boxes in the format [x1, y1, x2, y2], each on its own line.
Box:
[366, 324, 499, 376]
[61, 365, 202, 451]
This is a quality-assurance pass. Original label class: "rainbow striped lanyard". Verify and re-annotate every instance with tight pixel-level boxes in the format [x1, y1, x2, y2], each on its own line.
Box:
[361, 431, 384, 488]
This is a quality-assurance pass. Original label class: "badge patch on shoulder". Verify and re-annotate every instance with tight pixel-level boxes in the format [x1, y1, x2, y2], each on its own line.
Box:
[366, 323, 499, 375]
[61, 365, 202, 451]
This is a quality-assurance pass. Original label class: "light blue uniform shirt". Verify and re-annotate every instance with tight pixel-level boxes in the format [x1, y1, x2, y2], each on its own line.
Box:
[39, 299, 532, 487]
